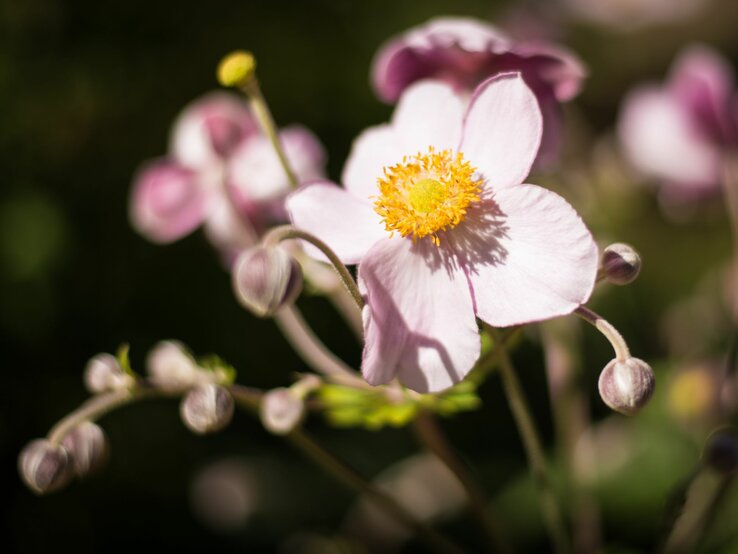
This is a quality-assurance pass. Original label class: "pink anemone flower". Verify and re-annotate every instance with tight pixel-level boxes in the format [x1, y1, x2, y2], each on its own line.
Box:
[618, 44, 738, 203]
[130, 92, 326, 259]
[288, 74, 598, 393]
[371, 17, 586, 167]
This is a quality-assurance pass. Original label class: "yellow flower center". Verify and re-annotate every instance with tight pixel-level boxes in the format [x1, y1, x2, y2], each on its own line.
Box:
[374, 148, 481, 245]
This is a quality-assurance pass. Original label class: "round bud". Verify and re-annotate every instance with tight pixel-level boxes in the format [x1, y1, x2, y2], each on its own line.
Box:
[217, 50, 256, 88]
[260, 388, 305, 435]
[704, 430, 738, 475]
[181, 384, 235, 435]
[18, 440, 72, 495]
[84, 353, 134, 394]
[598, 357, 655, 416]
[602, 243, 641, 285]
[147, 341, 201, 391]
[61, 422, 109, 478]
[232, 246, 303, 317]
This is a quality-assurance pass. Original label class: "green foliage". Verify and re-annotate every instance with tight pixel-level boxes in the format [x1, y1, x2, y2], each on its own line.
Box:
[115, 343, 135, 376]
[196, 354, 237, 385]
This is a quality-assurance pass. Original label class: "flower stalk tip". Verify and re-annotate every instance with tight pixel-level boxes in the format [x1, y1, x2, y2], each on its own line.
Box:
[217, 50, 256, 88]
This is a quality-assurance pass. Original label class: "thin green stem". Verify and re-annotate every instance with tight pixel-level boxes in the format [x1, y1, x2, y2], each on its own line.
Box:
[485, 325, 571, 554]
[241, 78, 299, 189]
[264, 225, 364, 311]
[412, 410, 513, 554]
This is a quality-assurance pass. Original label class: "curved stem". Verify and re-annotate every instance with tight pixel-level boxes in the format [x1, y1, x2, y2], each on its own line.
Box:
[574, 305, 631, 361]
[274, 305, 369, 388]
[264, 225, 363, 311]
[485, 325, 571, 554]
[241, 78, 299, 189]
[47, 384, 172, 444]
[413, 410, 513, 554]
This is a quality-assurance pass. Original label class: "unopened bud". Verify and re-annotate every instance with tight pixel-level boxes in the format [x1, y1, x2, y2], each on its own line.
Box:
[84, 353, 134, 394]
[598, 357, 655, 415]
[61, 422, 108, 478]
[232, 246, 303, 317]
[147, 341, 201, 391]
[18, 440, 72, 495]
[704, 430, 738, 475]
[602, 243, 641, 285]
[260, 388, 305, 435]
[181, 384, 234, 434]
[217, 50, 256, 88]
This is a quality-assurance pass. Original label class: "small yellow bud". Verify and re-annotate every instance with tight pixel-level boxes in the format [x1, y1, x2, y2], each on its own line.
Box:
[217, 50, 256, 88]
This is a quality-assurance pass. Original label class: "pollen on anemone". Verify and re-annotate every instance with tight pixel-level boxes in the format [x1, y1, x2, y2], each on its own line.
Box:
[287, 73, 599, 393]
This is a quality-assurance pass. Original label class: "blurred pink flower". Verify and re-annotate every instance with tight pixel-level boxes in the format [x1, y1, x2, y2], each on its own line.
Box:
[288, 75, 598, 392]
[618, 45, 738, 202]
[371, 17, 586, 167]
[130, 92, 326, 255]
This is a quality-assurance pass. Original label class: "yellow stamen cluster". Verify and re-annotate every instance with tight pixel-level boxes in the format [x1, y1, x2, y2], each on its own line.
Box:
[374, 148, 481, 245]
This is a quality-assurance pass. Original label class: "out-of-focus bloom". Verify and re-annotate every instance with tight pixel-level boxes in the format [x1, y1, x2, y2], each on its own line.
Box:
[560, 0, 706, 31]
[130, 92, 326, 260]
[146, 340, 203, 391]
[667, 363, 722, 422]
[618, 45, 738, 202]
[371, 17, 586, 166]
[288, 75, 598, 393]
[260, 388, 305, 435]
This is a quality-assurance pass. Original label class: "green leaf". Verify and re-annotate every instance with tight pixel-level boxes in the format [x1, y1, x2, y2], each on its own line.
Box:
[197, 354, 237, 384]
[116, 343, 135, 376]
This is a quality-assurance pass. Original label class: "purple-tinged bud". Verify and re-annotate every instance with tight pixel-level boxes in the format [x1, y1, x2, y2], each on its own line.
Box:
[61, 422, 108, 478]
[18, 440, 72, 495]
[181, 384, 234, 434]
[84, 353, 134, 394]
[260, 388, 305, 435]
[704, 430, 738, 475]
[147, 341, 201, 392]
[232, 246, 303, 317]
[602, 243, 642, 285]
[598, 357, 655, 415]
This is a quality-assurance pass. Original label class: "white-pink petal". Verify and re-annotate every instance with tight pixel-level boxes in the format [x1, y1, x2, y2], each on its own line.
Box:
[392, 80, 465, 155]
[358, 238, 480, 393]
[341, 124, 401, 201]
[460, 73, 543, 190]
[286, 182, 386, 265]
[459, 184, 598, 327]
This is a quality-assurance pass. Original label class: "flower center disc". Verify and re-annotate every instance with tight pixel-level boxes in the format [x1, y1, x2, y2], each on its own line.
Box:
[374, 148, 481, 245]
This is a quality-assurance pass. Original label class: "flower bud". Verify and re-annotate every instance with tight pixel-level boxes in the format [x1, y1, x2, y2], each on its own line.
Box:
[147, 341, 201, 391]
[704, 430, 738, 475]
[598, 357, 655, 415]
[61, 422, 108, 478]
[232, 246, 303, 317]
[84, 353, 134, 394]
[602, 243, 641, 285]
[260, 388, 305, 435]
[217, 50, 256, 88]
[18, 440, 72, 495]
[181, 383, 235, 434]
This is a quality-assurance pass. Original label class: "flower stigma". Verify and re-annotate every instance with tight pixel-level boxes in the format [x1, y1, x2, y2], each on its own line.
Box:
[374, 148, 481, 245]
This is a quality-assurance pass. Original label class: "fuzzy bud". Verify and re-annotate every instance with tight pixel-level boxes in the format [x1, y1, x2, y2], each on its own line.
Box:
[260, 388, 305, 435]
[602, 243, 641, 285]
[181, 384, 235, 434]
[18, 440, 72, 495]
[232, 246, 303, 317]
[61, 422, 108, 478]
[84, 353, 134, 394]
[704, 430, 738, 475]
[147, 341, 201, 391]
[598, 357, 655, 415]
[217, 50, 256, 88]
